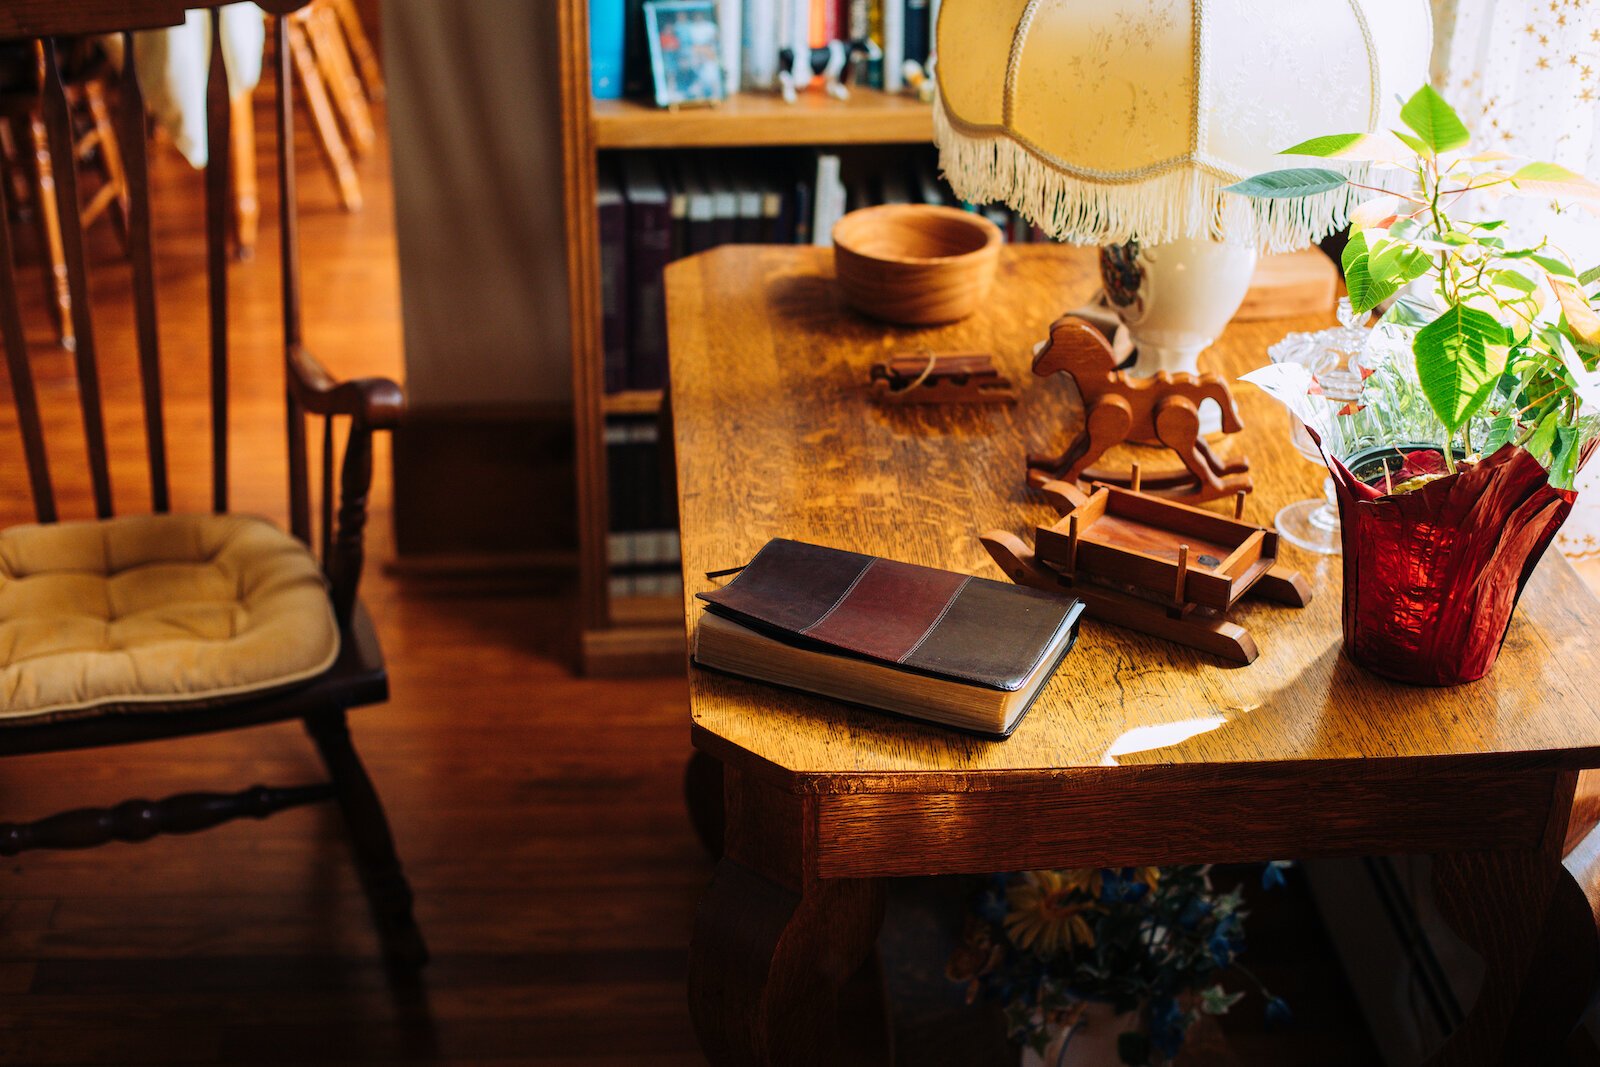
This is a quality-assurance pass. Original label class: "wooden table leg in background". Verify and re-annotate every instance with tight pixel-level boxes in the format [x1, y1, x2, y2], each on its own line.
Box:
[1425, 771, 1600, 1066]
[688, 769, 886, 1066]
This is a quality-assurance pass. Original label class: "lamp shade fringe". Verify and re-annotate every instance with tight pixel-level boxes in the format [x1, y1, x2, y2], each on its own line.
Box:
[933, 102, 1366, 254]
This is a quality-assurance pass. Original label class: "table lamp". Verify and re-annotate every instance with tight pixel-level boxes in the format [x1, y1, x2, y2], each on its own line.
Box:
[933, 0, 1433, 379]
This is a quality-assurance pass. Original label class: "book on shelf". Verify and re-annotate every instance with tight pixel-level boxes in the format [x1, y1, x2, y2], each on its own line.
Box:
[810, 152, 846, 247]
[718, 0, 742, 94]
[903, 0, 929, 68]
[742, 0, 779, 89]
[589, 0, 626, 98]
[596, 165, 628, 393]
[605, 420, 682, 600]
[881, 0, 903, 91]
[621, 155, 672, 392]
[693, 540, 1086, 737]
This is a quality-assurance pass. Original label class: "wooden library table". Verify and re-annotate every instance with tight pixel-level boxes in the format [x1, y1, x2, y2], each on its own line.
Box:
[665, 244, 1600, 1066]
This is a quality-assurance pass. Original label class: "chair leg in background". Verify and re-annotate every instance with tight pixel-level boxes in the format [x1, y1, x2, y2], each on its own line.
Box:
[286, 16, 363, 212]
[26, 111, 72, 350]
[230, 91, 259, 259]
[307, 1, 375, 157]
[333, 0, 385, 102]
[304, 708, 428, 969]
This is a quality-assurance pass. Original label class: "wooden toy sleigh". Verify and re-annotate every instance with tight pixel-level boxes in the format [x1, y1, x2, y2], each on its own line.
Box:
[982, 473, 1311, 664]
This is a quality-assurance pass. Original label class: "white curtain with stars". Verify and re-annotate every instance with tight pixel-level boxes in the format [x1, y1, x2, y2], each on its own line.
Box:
[1433, 0, 1600, 563]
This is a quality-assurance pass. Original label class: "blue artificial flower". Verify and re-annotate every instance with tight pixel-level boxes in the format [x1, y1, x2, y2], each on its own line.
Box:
[1261, 862, 1290, 891]
[1208, 914, 1245, 967]
[1207, 929, 1235, 967]
[1265, 996, 1292, 1027]
[1178, 897, 1213, 931]
[1099, 868, 1152, 903]
[1147, 995, 1189, 1058]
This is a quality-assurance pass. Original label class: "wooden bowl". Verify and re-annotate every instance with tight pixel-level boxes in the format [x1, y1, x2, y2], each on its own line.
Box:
[832, 204, 1002, 325]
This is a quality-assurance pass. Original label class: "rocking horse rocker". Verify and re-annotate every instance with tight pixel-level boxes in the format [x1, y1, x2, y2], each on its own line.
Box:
[1027, 314, 1252, 503]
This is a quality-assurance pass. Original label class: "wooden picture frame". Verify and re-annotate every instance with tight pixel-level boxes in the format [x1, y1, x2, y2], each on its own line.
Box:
[644, 0, 724, 109]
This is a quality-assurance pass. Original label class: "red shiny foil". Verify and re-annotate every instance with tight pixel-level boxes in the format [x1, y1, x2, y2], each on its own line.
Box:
[1328, 445, 1577, 686]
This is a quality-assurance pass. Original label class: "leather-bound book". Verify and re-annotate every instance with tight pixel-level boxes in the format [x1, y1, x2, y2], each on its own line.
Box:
[694, 540, 1085, 738]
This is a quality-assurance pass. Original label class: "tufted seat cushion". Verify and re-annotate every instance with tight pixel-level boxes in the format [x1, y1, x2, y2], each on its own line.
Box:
[0, 514, 340, 723]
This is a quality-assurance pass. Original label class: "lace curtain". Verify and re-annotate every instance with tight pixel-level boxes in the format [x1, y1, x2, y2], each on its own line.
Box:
[1430, 0, 1600, 569]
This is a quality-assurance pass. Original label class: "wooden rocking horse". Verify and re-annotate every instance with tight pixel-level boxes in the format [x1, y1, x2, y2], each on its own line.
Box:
[1027, 314, 1252, 503]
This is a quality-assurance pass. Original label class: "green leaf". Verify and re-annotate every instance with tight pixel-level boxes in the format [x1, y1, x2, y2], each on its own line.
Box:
[1527, 410, 1559, 459]
[1492, 269, 1537, 294]
[1412, 304, 1510, 431]
[1552, 424, 1582, 488]
[1483, 413, 1518, 454]
[1399, 84, 1471, 153]
[1342, 232, 1401, 314]
[1391, 128, 1427, 155]
[1369, 241, 1432, 285]
[1511, 161, 1583, 183]
[1280, 133, 1366, 157]
[1580, 264, 1600, 287]
[1223, 168, 1349, 199]
[1530, 253, 1577, 278]
[1200, 985, 1247, 1016]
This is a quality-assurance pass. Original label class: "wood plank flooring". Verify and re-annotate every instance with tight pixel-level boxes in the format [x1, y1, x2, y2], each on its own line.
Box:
[0, 98, 1379, 1065]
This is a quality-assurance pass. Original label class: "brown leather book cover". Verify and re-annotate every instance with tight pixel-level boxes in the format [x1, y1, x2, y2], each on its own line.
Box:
[696, 539, 1084, 692]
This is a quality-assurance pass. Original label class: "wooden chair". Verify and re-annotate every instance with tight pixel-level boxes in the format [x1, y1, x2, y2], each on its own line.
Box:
[0, 1, 424, 969]
[281, 0, 377, 212]
[0, 40, 131, 350]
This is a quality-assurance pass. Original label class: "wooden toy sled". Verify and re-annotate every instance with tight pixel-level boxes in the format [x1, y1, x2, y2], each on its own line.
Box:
[982, 473, 1310, 664]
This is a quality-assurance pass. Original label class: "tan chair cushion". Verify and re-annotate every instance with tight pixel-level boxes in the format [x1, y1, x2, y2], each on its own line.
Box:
[0, 514, 340, 723]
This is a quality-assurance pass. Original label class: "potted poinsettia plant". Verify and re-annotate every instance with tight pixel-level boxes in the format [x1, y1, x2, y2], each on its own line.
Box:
[1227, 85, 1600, 685]
[947, 865, 1290, 1066]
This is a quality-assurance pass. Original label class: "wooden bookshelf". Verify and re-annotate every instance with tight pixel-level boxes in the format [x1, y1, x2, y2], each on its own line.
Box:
[593, 90, 934, 149]
[558, 0, 934, 675]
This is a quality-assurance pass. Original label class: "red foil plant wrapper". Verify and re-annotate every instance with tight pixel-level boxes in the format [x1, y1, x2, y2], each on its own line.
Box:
[1328, 444, 1577, 686]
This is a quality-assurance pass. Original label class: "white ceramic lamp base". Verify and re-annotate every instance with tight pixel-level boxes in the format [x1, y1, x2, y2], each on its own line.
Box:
[1100, 236, 1259, 435]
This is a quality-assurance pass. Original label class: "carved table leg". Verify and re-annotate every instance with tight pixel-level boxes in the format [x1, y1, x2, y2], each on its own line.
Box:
[688, 770, 887, 1066]
[1425, 773, 1599, 1066]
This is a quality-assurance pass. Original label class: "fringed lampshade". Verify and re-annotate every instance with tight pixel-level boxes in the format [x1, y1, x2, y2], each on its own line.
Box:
[933, 0, 1434, 253]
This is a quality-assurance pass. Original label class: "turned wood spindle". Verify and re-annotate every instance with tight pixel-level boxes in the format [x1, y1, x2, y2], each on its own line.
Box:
[1065, 514, 1079, 574]
[1130, 462, 1142, 494]
[1173, 544, 1190, 605]
[1234, 490, 1246, 520]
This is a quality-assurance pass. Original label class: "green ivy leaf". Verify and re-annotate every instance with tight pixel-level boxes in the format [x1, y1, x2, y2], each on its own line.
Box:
[1530, 253, 1577, 278]
[1491, 269, 1537, 294]
[1391, 128, 1428, 155]
[1483, 413, 1518, 454]
[1580, 264, 1600, 287]
[1511, 161, 1583, 183]
[1223, 168, 1349, 198]
[1413, 304, 1510, 432]
[1552, 424, 1582, 488]
[1200, 985, 1246, 1016]
[1279, 133, 1366, 157]
[1399, 84, 1471, 153]
[1527, 410, 1559, 459]
[1369, 241, 1432, 285]
[1342, 232, 1401, 314]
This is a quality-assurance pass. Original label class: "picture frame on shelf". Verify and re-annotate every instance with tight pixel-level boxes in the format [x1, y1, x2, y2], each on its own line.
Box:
[644, 0, 725, 110]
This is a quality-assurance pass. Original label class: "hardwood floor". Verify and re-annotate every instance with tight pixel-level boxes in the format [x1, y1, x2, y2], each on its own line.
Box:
[0, 99, 1377, 1065]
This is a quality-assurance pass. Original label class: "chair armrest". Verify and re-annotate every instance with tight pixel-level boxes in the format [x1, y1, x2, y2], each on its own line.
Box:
[288, 344, 404, 430]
